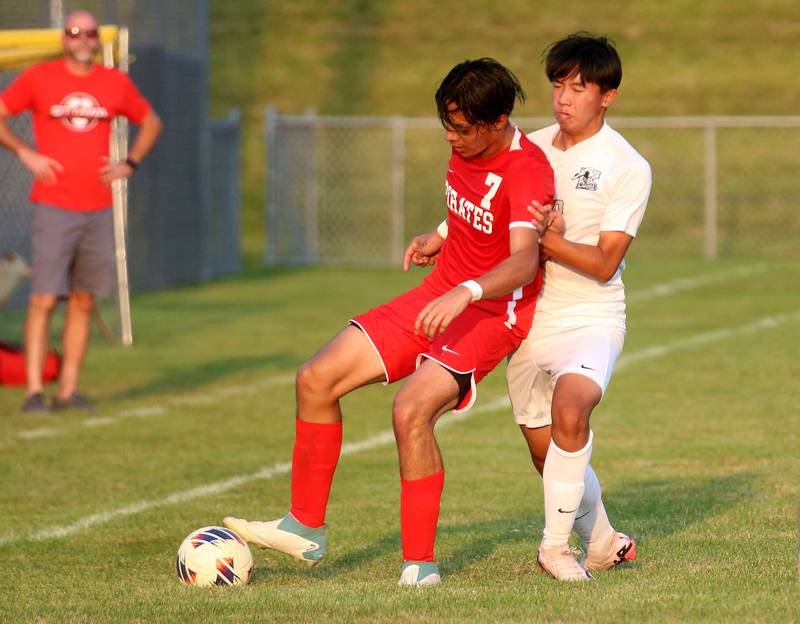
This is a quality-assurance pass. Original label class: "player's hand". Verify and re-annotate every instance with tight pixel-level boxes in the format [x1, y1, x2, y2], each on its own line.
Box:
[527, 200, 552, 236]
[414, 285, 472, 339]
[538, 207, 565, 264]
[99, 157, 135, 184]
[18, 147, 64, 186]
[546, 210, 566, 236]
[402, 231, 444, 272]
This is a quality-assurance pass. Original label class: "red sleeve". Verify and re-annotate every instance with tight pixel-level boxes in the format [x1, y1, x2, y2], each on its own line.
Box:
[118, 73, 151, 124]
[507, 160, 555, 226]
[0, 67, 35, 115]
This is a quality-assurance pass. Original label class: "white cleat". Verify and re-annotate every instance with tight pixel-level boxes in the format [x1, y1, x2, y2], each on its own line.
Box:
[223, 513, 326, 566]
[583, 531, 637, 572]
[398, 561, 442, 586]
[537, 543, 593, 582]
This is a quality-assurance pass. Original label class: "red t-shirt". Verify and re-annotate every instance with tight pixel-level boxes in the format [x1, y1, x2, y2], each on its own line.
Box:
[0, 59, 151, 211]
[424, 126, 554, 330]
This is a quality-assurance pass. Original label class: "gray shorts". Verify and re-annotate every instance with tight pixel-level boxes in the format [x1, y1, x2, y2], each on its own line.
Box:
[31, 203, 114, 297]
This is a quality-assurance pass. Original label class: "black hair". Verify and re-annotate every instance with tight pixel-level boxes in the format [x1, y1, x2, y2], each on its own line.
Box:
[435, 58, 525, 128]
[544, 33, 622, 92]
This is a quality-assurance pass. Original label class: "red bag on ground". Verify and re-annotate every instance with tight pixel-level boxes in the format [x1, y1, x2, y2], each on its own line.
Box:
[0, 340, 61, 386]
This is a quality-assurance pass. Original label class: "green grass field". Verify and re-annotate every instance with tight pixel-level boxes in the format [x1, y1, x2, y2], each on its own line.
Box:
[0, 258, 798, 622]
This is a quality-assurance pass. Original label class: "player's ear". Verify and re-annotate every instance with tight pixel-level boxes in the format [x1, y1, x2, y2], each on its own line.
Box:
[601, 88, 617, 109]
[490, 114, 509, 132]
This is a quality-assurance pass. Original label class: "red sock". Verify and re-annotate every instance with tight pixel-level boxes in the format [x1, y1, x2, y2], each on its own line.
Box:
[290, 419, 343, 528]
[400, 471, 445, 562]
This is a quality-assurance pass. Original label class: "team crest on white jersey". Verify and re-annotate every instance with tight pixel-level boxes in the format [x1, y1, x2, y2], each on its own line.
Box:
[571, 167, 601, 191]
[50, 92, 109, 132]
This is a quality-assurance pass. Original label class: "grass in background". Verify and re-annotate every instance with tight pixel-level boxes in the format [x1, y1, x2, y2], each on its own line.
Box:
[208, 0, 800, 265]
[0, 258, 798, 622]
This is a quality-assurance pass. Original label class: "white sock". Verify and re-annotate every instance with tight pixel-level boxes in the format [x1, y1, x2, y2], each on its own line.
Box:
[541, 432, 593, 549]
[573, 464, 615, 550]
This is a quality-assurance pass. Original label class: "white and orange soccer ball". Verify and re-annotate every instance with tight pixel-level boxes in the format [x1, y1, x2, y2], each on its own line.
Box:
[176, 526, 253, 587]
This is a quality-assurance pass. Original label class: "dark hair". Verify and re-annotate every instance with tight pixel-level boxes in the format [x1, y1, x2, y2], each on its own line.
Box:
[435, 58, 525, 127]
[544, 33, 622, 92]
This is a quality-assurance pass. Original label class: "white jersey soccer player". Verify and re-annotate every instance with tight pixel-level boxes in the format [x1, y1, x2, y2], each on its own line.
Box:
[508, 34, 652, 582]
[507, 119, 651, 579]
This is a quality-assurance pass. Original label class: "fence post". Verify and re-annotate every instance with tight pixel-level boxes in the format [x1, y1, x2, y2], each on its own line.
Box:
[390, 116, 406, 264]
[305, 109, 319, 263]
[704, 120, 718, 259]
[265, 105, 278, 265]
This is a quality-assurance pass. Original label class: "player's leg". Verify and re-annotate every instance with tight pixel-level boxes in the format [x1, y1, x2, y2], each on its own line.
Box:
[393, 358, 460, 586]
[295, 325, 387, 423]
[23, 204, 77, 412]
[53, 207, 113, 409]
[518, 421, 627, 567]
[537, 372, 599, 580]
[225, 325, 385, 565]
[519, 424, 551, 475]
[55, 291, 93, 405]
[23, 293, 58, 410]
[290, 326, 386, 526]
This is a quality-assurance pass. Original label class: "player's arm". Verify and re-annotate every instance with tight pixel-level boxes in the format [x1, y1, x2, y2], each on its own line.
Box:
[414, 227, 539, 339]
[0, 100, 64, 185]
[99, 109, 163, 183]
[534, 161, 650, 283]
[540, 224, 633, 283]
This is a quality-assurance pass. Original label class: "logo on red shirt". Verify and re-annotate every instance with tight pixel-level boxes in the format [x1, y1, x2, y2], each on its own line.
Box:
[49, 92, 109, 132]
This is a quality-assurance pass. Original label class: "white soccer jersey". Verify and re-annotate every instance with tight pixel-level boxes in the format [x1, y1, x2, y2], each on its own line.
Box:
[527, 122, 652, 331]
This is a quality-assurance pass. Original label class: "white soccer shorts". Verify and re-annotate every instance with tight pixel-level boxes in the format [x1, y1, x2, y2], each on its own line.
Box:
[506, 325, 625, 428]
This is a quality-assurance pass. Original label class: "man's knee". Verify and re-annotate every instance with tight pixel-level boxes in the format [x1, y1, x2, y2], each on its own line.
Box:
[296, 356, 339, 402]
[68, 292, 94, 313]
[392, 393, 430, 444]
[551, 403, 592, 451]
[28, 294, 58, 316]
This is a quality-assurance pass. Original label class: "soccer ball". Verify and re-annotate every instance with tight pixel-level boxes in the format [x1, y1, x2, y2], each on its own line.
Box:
[176, 526, 253, 587]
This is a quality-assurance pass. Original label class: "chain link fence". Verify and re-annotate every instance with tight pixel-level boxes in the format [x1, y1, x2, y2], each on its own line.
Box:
[266, 112, 800, 266]
[0, 0, 240, 313]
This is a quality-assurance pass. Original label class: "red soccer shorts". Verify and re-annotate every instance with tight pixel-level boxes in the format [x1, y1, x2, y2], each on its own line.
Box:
[350, 282, 532, 412]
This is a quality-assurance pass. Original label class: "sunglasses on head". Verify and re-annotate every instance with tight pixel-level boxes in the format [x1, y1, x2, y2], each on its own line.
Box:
[64, 26, 99, 39]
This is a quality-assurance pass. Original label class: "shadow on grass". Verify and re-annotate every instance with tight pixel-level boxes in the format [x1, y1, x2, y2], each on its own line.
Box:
[107, 353, 296, 402]
[444, 471, 757, 575]
[243, 472, 756, 585]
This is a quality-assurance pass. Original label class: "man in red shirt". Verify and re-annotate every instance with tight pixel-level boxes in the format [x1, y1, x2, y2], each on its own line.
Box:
[223, 58, 554, 585]
[0, 10, 162, 412]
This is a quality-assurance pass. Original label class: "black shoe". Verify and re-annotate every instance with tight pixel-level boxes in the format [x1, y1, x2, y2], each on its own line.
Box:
[22, 392, 50, 413]
[51, 392, 96, 412]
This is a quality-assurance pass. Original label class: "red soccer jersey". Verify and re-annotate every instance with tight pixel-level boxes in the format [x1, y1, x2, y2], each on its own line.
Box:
[424, 126, 554, 331]
[0, 59, 151, 211]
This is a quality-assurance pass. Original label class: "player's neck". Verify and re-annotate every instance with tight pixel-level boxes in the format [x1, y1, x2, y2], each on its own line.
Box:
[477, 123, 516, 160]
[63, 56, 95, 77]
[554, 116, 605, 151]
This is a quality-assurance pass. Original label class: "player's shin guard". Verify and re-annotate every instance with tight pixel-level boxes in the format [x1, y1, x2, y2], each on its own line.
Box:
[573, 464, 615, 548]
[290, 418, 343, 528]
[541, 432, 593, 549]
[400, 471, 445, 562]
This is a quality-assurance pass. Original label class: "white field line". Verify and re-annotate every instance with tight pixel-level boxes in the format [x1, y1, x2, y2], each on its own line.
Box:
[616, 310, 800, 371]
[627, 263, 768, 304]
[9, 265, 764, 444]
[1, 309, 798, 547]
[0, 396, 509, 547]
[12, 374, 296, 442]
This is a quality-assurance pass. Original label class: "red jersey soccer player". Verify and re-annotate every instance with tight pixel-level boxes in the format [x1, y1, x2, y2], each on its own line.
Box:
[224, 58, 554, 585]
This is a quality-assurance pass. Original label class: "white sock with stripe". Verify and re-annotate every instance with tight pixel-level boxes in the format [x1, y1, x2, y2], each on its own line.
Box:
[541, 431, 593, 549]
[573, 464, 616, 550]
